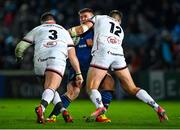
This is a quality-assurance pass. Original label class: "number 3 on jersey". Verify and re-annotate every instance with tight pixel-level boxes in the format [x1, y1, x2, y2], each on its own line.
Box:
[49, 30, 57, 40]
[109, 22, 121, 36]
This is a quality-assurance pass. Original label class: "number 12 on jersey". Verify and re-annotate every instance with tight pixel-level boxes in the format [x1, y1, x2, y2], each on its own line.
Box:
[109, 22, 121, 37]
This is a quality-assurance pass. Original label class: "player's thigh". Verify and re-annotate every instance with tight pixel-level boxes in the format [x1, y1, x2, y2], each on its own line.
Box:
[45, 56, 66, 90]
[44, 70, 62, 90]
[111, 55, 135, 91]
[86, 67, 107, 90]
[114, 67, 138, 94]
[88, 51, 111, 89]
[100, 73, 114, 91]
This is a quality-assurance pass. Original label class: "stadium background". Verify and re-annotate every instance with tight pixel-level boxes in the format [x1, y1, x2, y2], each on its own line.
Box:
[0, 0, 180, 100]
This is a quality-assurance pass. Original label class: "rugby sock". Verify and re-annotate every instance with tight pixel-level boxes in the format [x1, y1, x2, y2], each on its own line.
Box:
[40, 100, 48, 112]
[136, 89, 159, 111]
[53, 91, 62, 105]
[48, 91, 64, 117]
[41, 88, 55, 112]
[89, 89, 104, 108]
[48, 102, 65, 117]
[101, 90, 113, 109]
[61, 94, 71, 108]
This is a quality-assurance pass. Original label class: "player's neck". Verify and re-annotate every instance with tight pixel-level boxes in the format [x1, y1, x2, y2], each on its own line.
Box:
[44, 20, 56, 24]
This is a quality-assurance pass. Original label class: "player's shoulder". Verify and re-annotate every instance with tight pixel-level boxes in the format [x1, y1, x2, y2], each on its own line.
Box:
[55, 24, 66, 30]
[30, 25, 41, 32]
[96, 15, 108, 18]
[93, 15, 109, 21]
[90, 14, 101, 19]
[30, 24, 48, 33]
[54, 24, 68, 32]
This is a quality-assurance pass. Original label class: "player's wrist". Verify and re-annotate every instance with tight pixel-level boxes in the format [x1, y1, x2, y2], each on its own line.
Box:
[16, 56, 23, 63]
[75, 72, 82, 76]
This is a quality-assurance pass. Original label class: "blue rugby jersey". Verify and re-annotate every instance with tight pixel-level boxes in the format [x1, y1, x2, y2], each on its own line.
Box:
[75, 28, 93, 71]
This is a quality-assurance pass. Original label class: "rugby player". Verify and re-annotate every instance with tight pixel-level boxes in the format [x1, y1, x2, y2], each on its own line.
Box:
[47, 8, 113, 123]
[68, 10, 168, 122]
[15, 12, 83, 124]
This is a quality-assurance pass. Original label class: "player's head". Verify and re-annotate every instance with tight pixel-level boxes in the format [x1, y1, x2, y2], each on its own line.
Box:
[109, 10, 123, 24]
[40, 12, 56, 24]
[78, 8, 94, 24]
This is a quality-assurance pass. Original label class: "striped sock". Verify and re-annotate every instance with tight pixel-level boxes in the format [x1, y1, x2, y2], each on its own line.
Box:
[61, 94, 71, 108]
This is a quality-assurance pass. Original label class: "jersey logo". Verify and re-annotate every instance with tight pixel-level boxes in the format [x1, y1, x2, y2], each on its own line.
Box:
[43, 41, 57, 48]
[107, 36, 120, 44]
[107, 51, 124, 56]
[38, 57, 55, 62]
[78, 44, 87, 48]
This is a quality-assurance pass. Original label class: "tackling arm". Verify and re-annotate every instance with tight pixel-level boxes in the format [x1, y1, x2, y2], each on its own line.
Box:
[68, 21, 93, 37]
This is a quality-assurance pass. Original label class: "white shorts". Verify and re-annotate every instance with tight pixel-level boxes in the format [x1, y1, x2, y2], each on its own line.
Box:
[34, 51, 66, 77]
[90, 49, 127, 70]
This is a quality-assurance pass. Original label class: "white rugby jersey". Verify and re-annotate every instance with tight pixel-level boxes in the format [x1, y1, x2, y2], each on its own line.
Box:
[23, 23, 74, 57]
[91, 15, 124, 55]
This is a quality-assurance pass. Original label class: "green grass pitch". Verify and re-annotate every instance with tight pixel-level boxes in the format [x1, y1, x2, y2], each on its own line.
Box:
[0, 99, 179, 129]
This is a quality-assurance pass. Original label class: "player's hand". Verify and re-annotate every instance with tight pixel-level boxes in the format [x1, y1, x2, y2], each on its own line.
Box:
[75, 73, 83, 87]
[16, 57, 23, 63]
[72, 36, 80, 45]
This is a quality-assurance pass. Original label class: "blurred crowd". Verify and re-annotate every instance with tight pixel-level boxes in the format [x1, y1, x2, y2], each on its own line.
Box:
[0, 0, 180, 72]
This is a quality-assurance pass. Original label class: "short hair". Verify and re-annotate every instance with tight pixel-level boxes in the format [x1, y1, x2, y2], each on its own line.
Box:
[40, 12, 55, 22]
[109, 10, 123, 19]
[78, 8, 94, 15]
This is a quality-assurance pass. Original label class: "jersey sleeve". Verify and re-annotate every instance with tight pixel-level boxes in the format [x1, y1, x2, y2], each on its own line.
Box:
[22, 28, 37, 44]
[89, 15, 102, 24]
[89, 15, 96, 24]
[86, 15, 99, 25]
[65, 30, 75, 50]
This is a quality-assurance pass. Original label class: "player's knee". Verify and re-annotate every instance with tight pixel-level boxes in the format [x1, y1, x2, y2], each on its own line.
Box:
[86, 86, 94, 95]
[66, 87, 80, 100]
[66, 82, 81, 100]
[73, 87, 81, 98]
[86, 87, 90, 95]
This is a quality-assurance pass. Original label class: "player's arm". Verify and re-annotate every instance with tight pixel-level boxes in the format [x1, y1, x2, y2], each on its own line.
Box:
[86, 38, 93, 47]
[15, 40, 31, 62]
[68, 46, 81, 74]
[68, 21, 93, 37]
[15, 27, 35, 62]
[68, 47, 84, 86]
